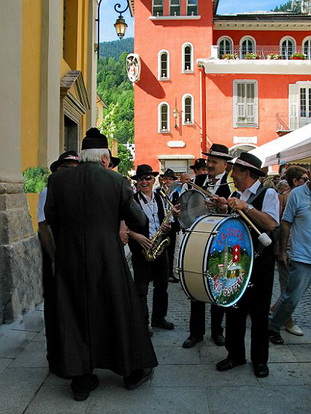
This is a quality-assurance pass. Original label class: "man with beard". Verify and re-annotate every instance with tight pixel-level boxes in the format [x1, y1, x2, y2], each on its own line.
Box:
[45, 128, 157, 401]
[183, 144, 232, 348]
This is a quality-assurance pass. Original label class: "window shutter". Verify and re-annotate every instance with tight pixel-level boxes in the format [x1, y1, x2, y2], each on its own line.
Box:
[289, 84, 299, 130]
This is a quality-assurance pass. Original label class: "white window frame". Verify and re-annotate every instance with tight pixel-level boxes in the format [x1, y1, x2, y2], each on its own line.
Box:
[182, 42, 194, 73]
[217, 36, 234, 58]
[158, 50, 170, 80]
[289, 81, 311, 129]
[152, 0, 163, 16]
[182, 94, 194, 125]
[158, 102, 170, 133]
[302, 36, 311, 59]
[233, 80, 258, 128]
[170, 0, 180, 16]
[239, 36, 256, 59]
[187, 0, 198, 16]
[280, 36, 296, 59]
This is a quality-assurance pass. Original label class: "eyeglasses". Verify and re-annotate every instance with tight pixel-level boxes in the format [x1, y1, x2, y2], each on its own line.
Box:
[137, 175, 153, 182]
[300, 176, 309, 182]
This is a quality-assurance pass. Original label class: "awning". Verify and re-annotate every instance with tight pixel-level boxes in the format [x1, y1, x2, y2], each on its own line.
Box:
[248, 123, 311, 167]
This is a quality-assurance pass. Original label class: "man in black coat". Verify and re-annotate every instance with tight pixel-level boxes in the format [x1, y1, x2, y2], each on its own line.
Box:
[45, 129, 157, 401]
[183, 144, 233, 349]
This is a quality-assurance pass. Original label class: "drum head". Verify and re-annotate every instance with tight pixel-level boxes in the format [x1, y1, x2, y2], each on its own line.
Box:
[179, 191, 206, 229]
[203, 216, 253, 307]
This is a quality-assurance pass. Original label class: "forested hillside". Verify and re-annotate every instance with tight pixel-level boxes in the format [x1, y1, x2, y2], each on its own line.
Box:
[97, 40, 134, 174]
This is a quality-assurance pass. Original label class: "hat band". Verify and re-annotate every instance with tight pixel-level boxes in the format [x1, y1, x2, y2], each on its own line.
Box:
[209, 151, 229, 157]
[63, 156, 79, 161]
[235, 159, 261, 171]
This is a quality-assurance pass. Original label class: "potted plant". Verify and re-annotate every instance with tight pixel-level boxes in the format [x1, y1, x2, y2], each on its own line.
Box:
[290, 52, 306, 60]
[267, 53, 282, 60]
[245, 53, 260, 60]
[221, 53, 238, 60]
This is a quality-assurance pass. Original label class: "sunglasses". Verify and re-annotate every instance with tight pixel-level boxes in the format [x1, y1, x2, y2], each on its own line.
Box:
[137, 175, 153, 182]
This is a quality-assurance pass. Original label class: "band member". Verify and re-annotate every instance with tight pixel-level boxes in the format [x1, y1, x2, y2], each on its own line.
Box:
[183, 144, 232, 348]
[159, 168, 180, 283]
[215, 152, 279, 378]
[128, 164, 175, 336]
[189, 158, 208, 178]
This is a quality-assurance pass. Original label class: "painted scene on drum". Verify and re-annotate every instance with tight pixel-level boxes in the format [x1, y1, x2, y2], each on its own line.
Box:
[205, 217, 253, 307]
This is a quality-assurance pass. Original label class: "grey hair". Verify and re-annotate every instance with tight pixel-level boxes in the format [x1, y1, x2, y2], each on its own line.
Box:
[79, 148, 110, 163]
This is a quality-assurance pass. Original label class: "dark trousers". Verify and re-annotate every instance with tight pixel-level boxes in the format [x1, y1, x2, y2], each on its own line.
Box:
[41, 248, 62, 371]
[225, 253, 275, 364]
[167, 229, 177, 278]
[189, 301, 225, 338]
[131, 251, 169, 325]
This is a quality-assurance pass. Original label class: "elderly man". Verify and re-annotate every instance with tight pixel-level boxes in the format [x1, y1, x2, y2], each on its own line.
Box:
[38, 151, 79, 377]
[183, 144, 232, 349]
[45, 128, 157, 401]
[269, 173, 311, 344]
[215, 152, 279, 378]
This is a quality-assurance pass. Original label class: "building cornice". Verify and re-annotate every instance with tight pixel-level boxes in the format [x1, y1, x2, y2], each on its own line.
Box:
[214, 21, 311, 31]
[197, 58, 311, 75]
[150, 15, 201, 21]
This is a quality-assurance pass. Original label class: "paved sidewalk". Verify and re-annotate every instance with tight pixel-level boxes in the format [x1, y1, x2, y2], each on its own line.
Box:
[0, 264, 310, 414]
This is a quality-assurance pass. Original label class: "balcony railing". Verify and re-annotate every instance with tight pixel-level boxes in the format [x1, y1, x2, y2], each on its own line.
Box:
[276, 112, 311, 132]
[214, 46, 311, 60]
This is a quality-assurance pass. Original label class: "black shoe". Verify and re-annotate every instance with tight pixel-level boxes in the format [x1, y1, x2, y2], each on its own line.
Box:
[71, 374, 99, 401]
[269, 329, 284, 345]
[216, 358, 246, 372]
[182, 335, 204, 348]
[253, 363, 269, 378]
[168, 276, 179, 283]
[151, 319, 174, 330]
[123, 368, 154, 390]
[212, 334, 225, 346]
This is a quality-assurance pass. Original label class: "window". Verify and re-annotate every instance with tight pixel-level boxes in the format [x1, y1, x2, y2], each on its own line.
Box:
[182, 43, 193, 72]
[187, 0, 198, 16]
[280, 37, 296, 59]
[303, 37, 311, 59]
[159, 103, 170, 132]
[233, 80, 258, 127]
[218, 37, 233, 58]
[170, 0, 180, 16]
[153, 0, 163, 16]
[240, 37, 255, 59]
[183, 94, 194, 124]
[289, 82, 311, 129]
[158, 50, 170, 80]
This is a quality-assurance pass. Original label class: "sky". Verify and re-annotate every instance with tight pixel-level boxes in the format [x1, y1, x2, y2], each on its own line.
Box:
[100, 1, 282, 42]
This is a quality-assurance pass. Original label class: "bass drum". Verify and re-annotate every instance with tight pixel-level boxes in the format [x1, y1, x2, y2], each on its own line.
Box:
[178, 215, 253, 307]
[178, 190, 207, 229]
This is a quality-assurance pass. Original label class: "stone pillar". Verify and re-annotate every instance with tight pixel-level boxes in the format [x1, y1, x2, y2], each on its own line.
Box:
[0, 1, 42, 324]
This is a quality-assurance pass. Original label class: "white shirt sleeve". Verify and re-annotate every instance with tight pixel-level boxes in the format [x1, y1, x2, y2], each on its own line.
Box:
[262, 188, 280, 225]
[37, 187, 47, 223]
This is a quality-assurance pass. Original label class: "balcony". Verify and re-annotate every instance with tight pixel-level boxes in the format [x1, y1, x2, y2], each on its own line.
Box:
[276, 112, 311, 135]
[197, 46, 311, 75]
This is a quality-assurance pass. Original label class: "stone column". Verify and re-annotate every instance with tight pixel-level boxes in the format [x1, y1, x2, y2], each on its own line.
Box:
[0, 1, 42, 324]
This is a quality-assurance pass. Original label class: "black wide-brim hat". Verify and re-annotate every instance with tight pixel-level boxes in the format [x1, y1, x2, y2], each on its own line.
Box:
[190, 158, 208, 170]
[108, 149, 120, 168]
[131, 164, 159, 180]
[160, 168, 177, 180]
[50, 151, 79, 173]
[202, 143, 233, 160]
[229, 152, 266, 177]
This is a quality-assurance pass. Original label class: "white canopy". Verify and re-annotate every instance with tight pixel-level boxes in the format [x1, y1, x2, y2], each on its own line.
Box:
[248, 123, 311, 167]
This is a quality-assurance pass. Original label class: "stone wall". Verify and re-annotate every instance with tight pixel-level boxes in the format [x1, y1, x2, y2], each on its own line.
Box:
[0, 179, 42, 324]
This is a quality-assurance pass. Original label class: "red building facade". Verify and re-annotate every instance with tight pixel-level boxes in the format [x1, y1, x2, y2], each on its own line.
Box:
[132, 0, 311, 173]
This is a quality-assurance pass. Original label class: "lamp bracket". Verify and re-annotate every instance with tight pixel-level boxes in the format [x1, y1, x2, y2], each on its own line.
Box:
[114, 2, 129, 15]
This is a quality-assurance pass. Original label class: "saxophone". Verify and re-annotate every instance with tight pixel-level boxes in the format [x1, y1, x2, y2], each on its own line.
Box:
[143, 189, 174, 261]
